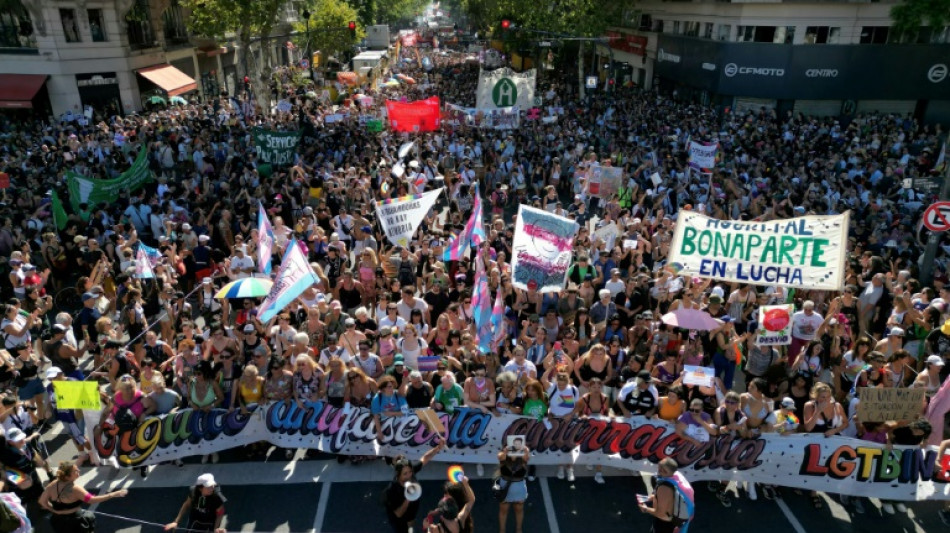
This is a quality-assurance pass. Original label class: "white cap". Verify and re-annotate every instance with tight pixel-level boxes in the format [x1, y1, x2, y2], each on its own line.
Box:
[926, 355, 946, 367]
[196, 473, 216, 487]
[711, 286, 725, 299]
[6, 428, 25, 443]
[198, 235, 210, 242]
[45, 366, 64, 379]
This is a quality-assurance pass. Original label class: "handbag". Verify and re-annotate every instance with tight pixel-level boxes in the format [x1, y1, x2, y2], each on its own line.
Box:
[491, 477, 511, 501]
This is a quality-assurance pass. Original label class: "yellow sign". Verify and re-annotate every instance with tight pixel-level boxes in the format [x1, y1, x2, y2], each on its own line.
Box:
[53, 381, 101, 410]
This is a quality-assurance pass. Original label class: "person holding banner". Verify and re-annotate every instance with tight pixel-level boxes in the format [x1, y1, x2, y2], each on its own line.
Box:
[46, 367, 96, 468]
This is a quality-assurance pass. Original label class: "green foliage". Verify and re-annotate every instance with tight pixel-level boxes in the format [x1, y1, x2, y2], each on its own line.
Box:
[461, 0, 632, 37]
[294, 0, 364, 58]
[890, 0, 950, 35]
[373, 0, 429, 26]
[180, 0, 290, 40]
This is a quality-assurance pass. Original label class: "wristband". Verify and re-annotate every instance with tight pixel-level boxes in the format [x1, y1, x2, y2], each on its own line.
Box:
[84, 492, 93, 503]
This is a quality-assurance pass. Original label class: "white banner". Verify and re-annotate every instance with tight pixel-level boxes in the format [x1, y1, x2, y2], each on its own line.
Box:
[91, 404, 950, 501]
[668, 212, 850, 290]
[485, 106, 520, 130]
[511, 205, 579, 293]
[257, 240, 320, 323]
[756, 304, 795, 345]
[688, 141, 718, 170]
[476, 68, 536, 110]
[375, 188, 443, 248]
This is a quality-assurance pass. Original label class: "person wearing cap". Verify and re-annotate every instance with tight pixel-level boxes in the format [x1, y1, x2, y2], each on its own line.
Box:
[0, 425, 46, 502]
[616, 370, 658, 418]
[227, 243, 255, 281]
[43, 324, 85, 380]
[913, 354, 946, 395]
[589, 289, 617, 327]
[165, 473, 227, 533]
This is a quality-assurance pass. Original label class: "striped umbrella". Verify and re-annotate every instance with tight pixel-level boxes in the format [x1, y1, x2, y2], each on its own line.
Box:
[215, 278, 273, 299]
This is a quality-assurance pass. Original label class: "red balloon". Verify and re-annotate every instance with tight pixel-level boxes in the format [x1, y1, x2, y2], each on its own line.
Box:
[762, 308, 789, 332]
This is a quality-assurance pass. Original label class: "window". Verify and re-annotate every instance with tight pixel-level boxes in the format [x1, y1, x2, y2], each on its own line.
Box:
[684, 21, 700, 37]
[672, 21, 680, 34]
[0, 2, 36, 50]
[60, 9, 81, 43]
[718, 24, 731, 41]
[126, 0, 155, 50]
[704, 23, 714, 39]
[859, 26, 889, 44]
[736, 26, 782, 43]
[773, 26, 794, 44]
[654, 19, 664, 33]
[163, 1, 188, 46]
[805, 26, 841, 44]
[932, 26, 950, 44]
[639, 14, 653, 32]
[88, 9, 106, 42]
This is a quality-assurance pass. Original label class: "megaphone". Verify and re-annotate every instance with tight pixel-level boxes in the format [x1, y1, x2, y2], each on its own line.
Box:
[404, 481, 422, 502]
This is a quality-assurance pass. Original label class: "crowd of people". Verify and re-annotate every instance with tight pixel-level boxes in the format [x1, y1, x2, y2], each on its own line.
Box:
[0, 31, 947, 533]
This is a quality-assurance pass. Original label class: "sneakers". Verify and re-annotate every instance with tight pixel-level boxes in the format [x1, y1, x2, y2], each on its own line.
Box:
[895, 503, 907, 513]
[566, 467, 575, 482]
[140, 466, 148, 479]
[476, 464, 484, 477]
[854, 498, 865, 514]
[881, 502, 895, 515]
[745, 482, 757, 501]
[174, 459, 184, 467]
[939, 508, 950, 526]
[594, 472, 605, 484]
[212, 453, 219, 464]
[761, 486, 776, 501]
[718, 491, 732, 508]
[556, 466, 565, 480]
[527, 474, 537, 482]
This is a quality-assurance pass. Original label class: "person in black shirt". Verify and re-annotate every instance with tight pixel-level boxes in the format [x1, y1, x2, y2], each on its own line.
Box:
[424, 281, 450, 322]
[165, 473, 227, 532]
[384, 438, 446, 533]
[879, 419, 932, 515]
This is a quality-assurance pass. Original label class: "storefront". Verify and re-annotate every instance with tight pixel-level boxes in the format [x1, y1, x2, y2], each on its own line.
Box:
[654, 35, 950, 123]
[136, 63, 198, 106]
[0, 74, 50, 115]
[76, 72, 123, 116]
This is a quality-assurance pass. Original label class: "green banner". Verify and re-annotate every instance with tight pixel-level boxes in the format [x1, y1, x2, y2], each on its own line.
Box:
[65, 148, 152, 211]
[366, 119, 383, 132]
[252, 128, 301, 167]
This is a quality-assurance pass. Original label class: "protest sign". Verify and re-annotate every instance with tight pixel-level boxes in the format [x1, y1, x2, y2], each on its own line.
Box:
[593, 222, 620, 251]
[688, 141, 718, 170]
[668, 211, 849, 290]
[386, 96, 441, 133]
[53, 381, 101, 410]
[275, 100, 292, 113]
[375, 188, 443, 248]
[252, 128, 301, 167]
[511, 205, 579, 293]
[682, 366, 715, 387]
[486, 106, 520, 130]
[88, 403, 950, 501]
[588, 166, 624, 199]
[858, 388, 926, 422]
[756, 304, 794, 345]
[66, 147, 152, 211]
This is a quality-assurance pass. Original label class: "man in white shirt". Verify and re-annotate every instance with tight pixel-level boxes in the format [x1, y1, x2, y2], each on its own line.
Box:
[228, 245, 255, 280]
[789, 300, 824, 367]
[396, 287, 430, 324]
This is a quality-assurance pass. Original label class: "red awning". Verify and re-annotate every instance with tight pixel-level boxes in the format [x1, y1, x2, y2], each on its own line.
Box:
[0, 74, 48, 109]
[137, 64, 197, 96]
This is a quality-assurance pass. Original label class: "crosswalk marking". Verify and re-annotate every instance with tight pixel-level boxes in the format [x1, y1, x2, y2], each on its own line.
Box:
[312, 481, 332, 533]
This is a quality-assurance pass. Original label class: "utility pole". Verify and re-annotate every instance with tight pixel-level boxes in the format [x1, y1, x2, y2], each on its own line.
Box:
[919, 139, 950, 286]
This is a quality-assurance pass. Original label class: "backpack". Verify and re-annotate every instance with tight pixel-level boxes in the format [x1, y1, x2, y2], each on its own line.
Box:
[114, 396, 142, 431]
[657, 476, 694, 528]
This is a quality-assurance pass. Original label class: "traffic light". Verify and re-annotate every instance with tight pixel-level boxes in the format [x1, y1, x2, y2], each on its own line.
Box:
[243, 76, 250, 92]
[348, 21, 356, 36]
[501, 19, 510, 31]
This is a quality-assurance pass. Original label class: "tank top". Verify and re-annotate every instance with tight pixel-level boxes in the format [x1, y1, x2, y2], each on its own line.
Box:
[338, 284, 361, 310]
[242, 337, 263, 362]
[326, 373, 345, 407]
[190, 381, 216, 408]
[45, 340, 77, 375]
[239, 379, 263, 404]
[579, 360, 609, 382]
[294, 372, 322, 401]
[810, 403, 842, 432]
[405, 382, 433, 409]
[657, 398, 683, 421]
[583, 392, 609, 416]
[50, 482, 83, 511]
[359, 266, 374, 286]
[14, 358, 37, 386]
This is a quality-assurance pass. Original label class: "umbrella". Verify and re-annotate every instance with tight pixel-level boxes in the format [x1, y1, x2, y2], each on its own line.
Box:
[170, 96, 187, 105]
[661, 308, 722, 331]
[147, 96, 167, 106]
[215, 277, 273, 299]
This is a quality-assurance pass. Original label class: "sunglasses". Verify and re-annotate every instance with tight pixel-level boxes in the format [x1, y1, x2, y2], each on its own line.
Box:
[690, 409, 702, 413]
[725, 400, 738, 405]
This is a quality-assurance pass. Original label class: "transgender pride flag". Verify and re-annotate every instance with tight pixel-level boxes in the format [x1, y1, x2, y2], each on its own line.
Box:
[258, 203, 275, 275]
[443, 183, 486, 261]
[490, 281, 505, 350]
[472, 253, 493, 354]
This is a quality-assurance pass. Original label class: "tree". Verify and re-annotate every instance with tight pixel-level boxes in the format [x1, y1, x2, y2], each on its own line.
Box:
[890, 0, 950, 37]
[372, 0, 428, 26]
[293, 0, 363, 62]
[180, 0, 291, 109]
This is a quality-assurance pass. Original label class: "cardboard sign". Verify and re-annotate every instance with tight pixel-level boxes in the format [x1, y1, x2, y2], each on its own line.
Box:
[52, 381, 101, 410]
[682, 366, 714, 387]
[416, 407, 446, 435]
[857, 387, 926, 422]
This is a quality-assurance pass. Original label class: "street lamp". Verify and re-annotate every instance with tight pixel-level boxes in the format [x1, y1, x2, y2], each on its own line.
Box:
[302, 8, 312, 82]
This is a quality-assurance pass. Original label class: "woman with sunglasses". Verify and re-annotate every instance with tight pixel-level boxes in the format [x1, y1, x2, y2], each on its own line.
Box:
[344, 367, 378, 463]
[190, 361, 224, 463]
[677, 398, 723, 503]
[371, 375, 408, 442]
[213, 349, 241, 410]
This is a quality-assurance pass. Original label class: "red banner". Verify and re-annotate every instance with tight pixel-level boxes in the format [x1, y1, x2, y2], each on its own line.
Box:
[386, 96, 441, 133]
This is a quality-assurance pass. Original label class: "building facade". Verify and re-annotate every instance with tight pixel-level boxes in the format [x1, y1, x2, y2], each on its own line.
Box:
[0, 0, 300, 117]
[598, 2, 950, 123]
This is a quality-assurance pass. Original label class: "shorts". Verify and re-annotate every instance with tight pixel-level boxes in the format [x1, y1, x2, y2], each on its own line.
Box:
[504, 479, 528, 503]
[18, 378, 44, 400]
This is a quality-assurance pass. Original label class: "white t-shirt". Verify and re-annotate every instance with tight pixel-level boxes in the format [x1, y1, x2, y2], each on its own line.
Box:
[229, 255, 255, 280]
[396, 298, 428, 322]
[547, 383, 579, 417]
[792, 311, 824, 340]
[503, 359, 537, 380]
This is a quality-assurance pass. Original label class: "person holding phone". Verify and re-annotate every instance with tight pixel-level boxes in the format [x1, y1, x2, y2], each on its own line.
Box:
[497, 440, 529, 533]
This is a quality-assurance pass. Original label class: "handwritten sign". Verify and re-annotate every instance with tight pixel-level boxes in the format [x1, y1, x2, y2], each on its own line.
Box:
[682, 366, 714, 387]
[756, 304, 794, 346]
[857, 387, 925, 422]
[52, 381, 101, 410]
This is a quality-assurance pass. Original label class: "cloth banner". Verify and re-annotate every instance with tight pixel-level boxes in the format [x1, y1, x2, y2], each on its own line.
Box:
[688, 141, 718, 171]
[476, 68, 536, 110]
[511, 205, 579, 293]
[66, 148, 151, 211]
[366, 119, 384, 132]
[485, 107, 520, 130]
[52, 381, 101, 410]
[252, 128, 301, 167]
[258, 204, 275, 275]
[588, 166, 624, 199]
[756, 304, 794, 345]
[89, 404, 950, 501]
[257, 239, 320, 323]
[668, 211, 849, 290]
[386, 96, 441, 133]
[375, 188, 443, 248]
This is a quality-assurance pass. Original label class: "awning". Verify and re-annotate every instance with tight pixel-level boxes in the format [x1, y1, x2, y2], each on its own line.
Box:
[0, 74, 48, 109]
[137, 64, 197, 96]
